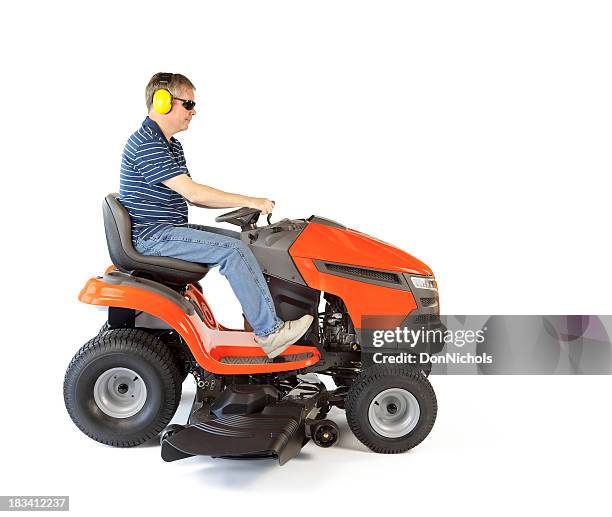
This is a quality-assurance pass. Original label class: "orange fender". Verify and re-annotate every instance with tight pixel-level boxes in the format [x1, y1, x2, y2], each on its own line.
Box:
[79, 276, 319, 374]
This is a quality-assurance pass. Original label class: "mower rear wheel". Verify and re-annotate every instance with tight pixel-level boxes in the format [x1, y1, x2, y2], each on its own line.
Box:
[345, 365, 437, 454]
[99, 323, 189, 383]
[64, 329, 182, 447]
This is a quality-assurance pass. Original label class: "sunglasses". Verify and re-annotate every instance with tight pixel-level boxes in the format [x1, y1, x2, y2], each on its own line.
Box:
[174, 97, 196, 110]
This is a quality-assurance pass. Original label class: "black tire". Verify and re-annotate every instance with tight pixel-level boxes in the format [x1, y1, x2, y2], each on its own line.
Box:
[345, 365, 437, 454]
[419, 360, 432, 378]
[311, 419, 339, 448]
[100, 324, 187, 390]
[99, 323, 189, 383]
[63, 329, 182, 447]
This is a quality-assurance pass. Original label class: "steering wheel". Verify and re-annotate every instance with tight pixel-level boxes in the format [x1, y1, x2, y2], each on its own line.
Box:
[215, 207, 262, 229]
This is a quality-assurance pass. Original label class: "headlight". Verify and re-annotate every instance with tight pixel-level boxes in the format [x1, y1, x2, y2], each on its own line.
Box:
[410, 276, 437, 290]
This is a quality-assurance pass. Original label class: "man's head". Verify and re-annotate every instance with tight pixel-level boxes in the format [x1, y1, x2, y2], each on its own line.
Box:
[145, 72, 196, 136]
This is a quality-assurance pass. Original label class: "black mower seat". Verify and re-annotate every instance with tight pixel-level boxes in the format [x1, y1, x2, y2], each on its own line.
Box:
[103, 193, 210, 285]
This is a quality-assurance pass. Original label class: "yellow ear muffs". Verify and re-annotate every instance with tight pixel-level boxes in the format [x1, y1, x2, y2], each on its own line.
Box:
[152, 88, 173, 114]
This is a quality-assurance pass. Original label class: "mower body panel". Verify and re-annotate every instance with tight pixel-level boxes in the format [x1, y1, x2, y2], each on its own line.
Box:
[79, 272, 320, 374]
[80, 215, 439, 368]
[290, 221, 432, 275]
[289, 221, 432, 330]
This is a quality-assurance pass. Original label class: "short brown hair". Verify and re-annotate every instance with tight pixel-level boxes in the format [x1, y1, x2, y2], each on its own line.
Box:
[145, 72, 196, 110]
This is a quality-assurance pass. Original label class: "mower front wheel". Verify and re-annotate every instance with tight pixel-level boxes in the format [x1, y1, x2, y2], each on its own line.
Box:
[311, 419, 339, 448]
[345, 365, 437, 454]
[63, 329, 182, 447]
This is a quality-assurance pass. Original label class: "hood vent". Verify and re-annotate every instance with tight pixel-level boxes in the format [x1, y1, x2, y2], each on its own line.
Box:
[324, 263, 401, 285]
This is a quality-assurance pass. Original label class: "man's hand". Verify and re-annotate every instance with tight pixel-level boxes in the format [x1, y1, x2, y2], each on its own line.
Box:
[247, 197, 275, 214]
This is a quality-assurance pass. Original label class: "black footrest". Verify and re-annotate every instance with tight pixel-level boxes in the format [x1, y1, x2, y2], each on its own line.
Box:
[162, 414, 305, 465]
[219, 352, 312, 364]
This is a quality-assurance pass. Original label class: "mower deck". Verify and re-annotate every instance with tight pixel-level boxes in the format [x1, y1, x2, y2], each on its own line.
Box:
[162, 413, 305, 464]
[161, 375, 336, 465]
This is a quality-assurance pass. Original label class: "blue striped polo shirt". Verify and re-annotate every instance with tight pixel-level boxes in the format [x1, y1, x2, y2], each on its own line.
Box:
[119, 117, 191, 242]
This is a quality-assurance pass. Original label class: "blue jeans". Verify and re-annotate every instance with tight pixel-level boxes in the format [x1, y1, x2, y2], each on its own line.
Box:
[135, 224, 283, 337]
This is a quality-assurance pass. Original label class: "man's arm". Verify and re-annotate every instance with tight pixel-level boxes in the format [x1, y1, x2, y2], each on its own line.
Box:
[163, 174, 275, 214]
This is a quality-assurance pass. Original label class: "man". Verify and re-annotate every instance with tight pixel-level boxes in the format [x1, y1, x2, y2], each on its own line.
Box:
[119, 72, 313, 358]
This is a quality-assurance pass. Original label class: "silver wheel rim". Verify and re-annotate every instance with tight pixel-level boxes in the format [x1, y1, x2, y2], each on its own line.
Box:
[368, 388, 421, 438]
[93, 367, 147, 418]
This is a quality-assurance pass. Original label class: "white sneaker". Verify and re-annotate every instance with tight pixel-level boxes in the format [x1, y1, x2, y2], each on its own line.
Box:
[255, 315, 315, 358]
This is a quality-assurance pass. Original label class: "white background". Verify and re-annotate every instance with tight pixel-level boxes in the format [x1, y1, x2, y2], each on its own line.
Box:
[1, 1, 611, 515]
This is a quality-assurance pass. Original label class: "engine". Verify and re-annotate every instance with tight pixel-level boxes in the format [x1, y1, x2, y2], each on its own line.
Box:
[321, 294, 359, 352]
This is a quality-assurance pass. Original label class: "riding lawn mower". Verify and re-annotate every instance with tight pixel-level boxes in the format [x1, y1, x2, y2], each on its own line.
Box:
[63, 194, 441, 465]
